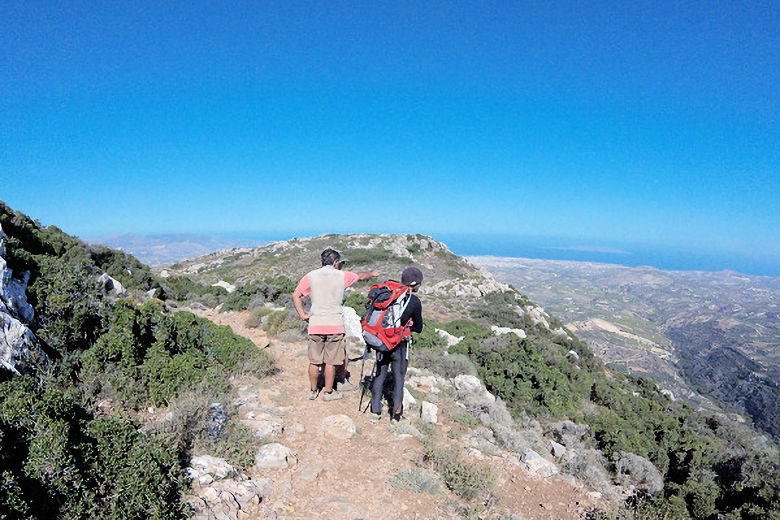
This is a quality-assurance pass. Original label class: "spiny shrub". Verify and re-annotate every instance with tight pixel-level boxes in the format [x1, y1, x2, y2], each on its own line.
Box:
[388, 468, 442, 494]
[423, 440, 495, 501]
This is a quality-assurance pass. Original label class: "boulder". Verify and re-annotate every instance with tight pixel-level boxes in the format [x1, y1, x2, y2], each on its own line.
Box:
[255, 443, 297, 469]
[97, 273, 127, 296]
[613, 451, 664, 493]
[420, 401, 438, 424]
[521, 450, 559, 478]
[321, 414, 356, 440]
[341, 306, 365, 344]
[547, 440, 567, 459]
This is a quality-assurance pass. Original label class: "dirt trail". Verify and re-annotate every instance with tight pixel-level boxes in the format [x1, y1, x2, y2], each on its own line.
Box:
[195, 309, 603, 520]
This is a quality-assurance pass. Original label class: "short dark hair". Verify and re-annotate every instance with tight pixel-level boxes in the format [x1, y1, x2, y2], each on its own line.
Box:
[321, 248, 341, 266]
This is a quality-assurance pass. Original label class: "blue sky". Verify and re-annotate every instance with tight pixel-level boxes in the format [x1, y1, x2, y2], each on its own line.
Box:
[2, 2, 779, 273]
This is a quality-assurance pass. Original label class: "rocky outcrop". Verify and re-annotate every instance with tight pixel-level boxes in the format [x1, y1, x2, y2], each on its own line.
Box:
[97, 273, 127, 296]
[0, 224, 46, 374]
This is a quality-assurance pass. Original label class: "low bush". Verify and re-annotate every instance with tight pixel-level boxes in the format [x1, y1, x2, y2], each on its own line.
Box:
[412, 347, 477, 379]
[388, 468, 442, 495]
[423, 440, 495, 501]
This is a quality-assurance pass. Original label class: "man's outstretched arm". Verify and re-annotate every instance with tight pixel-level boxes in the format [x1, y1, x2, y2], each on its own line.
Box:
[356, 270, 380, 281]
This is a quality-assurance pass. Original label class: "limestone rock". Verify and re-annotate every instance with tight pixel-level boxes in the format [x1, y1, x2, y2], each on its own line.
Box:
[212, 280, 236, 293]
[341, 306, 365, 344]
[522, 450, 559, 478]
[402, 387, 417, 408]
[239, 411, 283, 440]
[547, 440, 567, 459]
[188, 455, 236, 480]
[435, 328, 462, 347]
[453, 374, 495, 412]
[321, 414, 356, 440]
[0, 226, 45, 374]
[491, 325, 527, 339]
[97, 273, 127, 296]
[420, 401, 438, 424]
[255, 443, 297, 469]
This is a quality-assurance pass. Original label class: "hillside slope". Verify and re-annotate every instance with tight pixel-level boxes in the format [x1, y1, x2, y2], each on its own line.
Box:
[470, 256, 780, 438]
[166, 235, 780, 520]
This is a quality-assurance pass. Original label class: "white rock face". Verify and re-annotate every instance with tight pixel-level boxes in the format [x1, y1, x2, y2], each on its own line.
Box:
[341, 306, 365, 344]
[521, 450, 559, 478]
[255, 443, 297, 469]
[435, 328, 462, 347]
[97, 273, 127, 296]
[321, 414, 357, 440]
[1, 224, 45, 374]
[420, 401, 439, 424]
[212, 280, 236, 293]
[491, 325, 527, 339]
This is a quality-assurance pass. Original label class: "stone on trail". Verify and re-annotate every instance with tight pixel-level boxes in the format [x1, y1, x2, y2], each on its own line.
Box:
[321, 414, 356, 440]
[255, 443, 298, 469]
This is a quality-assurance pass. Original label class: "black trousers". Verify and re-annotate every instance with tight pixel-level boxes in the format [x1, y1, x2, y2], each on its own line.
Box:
[370, 342, 408, 416]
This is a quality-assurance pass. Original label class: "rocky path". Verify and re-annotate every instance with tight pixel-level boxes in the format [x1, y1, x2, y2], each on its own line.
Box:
[188, 309, 604, 520]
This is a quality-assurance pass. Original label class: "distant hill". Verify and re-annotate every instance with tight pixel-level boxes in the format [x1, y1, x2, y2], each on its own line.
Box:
[86, 232, 260, 266]
[472, 256, 780, 438]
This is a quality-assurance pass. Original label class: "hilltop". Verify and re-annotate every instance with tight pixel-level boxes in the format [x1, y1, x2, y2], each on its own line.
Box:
[156, 233, 516, 321]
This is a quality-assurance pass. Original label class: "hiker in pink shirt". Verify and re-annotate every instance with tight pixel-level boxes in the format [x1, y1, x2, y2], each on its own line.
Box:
[292, 248, 379, 401]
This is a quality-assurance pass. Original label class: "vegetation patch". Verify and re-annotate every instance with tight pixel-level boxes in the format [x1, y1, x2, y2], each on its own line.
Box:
[388, 468, 442, 495]
[423, 440, 495, 501]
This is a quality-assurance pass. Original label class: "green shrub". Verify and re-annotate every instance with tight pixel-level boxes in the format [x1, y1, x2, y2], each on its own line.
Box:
[0, 376, 188, 520]
[411, 323, 447, 350]
[245, 308, 273, 328]
[344, 292, 368, 315]
[423, 441, 495, 501]
[388, 468, 442, 494]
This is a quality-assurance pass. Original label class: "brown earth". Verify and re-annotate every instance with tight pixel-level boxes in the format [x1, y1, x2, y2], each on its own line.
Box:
[193, 309, 606, 520]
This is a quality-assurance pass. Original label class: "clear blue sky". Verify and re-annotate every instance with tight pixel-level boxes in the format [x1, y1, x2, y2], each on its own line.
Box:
[2, 2, 779, 272]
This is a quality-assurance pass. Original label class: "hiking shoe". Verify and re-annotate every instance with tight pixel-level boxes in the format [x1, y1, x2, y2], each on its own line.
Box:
[322, 391, 344, 402]
[370, 414, 383, 424]
[391, 413, 407, 422]
[308, 389, 320, 400]
[338, 378, 359, 392]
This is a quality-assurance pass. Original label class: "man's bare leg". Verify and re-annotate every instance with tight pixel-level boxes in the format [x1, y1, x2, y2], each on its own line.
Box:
[323, 364, 336, 392]
[309, 363, 322, 390]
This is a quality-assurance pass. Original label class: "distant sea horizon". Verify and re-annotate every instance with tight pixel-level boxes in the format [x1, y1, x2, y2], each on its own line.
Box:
[207, 231, 779, 278]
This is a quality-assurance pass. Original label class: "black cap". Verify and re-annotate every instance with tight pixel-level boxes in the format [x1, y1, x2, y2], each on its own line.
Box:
[402, 267, 423, 287]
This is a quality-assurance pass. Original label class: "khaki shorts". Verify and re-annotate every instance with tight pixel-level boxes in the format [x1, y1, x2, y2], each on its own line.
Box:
[308, 334, 346, 365]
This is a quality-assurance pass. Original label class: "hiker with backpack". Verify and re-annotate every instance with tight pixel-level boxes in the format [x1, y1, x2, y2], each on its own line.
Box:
[366, 266, 423, 421]
[292, 248, 380, 401]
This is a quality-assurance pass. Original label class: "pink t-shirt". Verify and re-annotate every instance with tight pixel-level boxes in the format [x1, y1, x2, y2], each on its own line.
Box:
[295, 270, 360, 334]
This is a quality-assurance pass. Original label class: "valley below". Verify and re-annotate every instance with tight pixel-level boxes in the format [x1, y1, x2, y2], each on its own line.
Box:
[471, 256, 780, 438]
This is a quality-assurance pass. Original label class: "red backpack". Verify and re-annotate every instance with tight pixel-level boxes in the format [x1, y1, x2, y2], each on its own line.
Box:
[361, 280, 413, 352]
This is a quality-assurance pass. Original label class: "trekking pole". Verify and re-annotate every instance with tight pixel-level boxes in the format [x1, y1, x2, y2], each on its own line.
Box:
[361, 354, 381, 414]
[358, 346, 369, 411]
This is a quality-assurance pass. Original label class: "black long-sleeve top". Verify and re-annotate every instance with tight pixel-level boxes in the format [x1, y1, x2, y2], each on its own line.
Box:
[400, 294, 423, 334]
